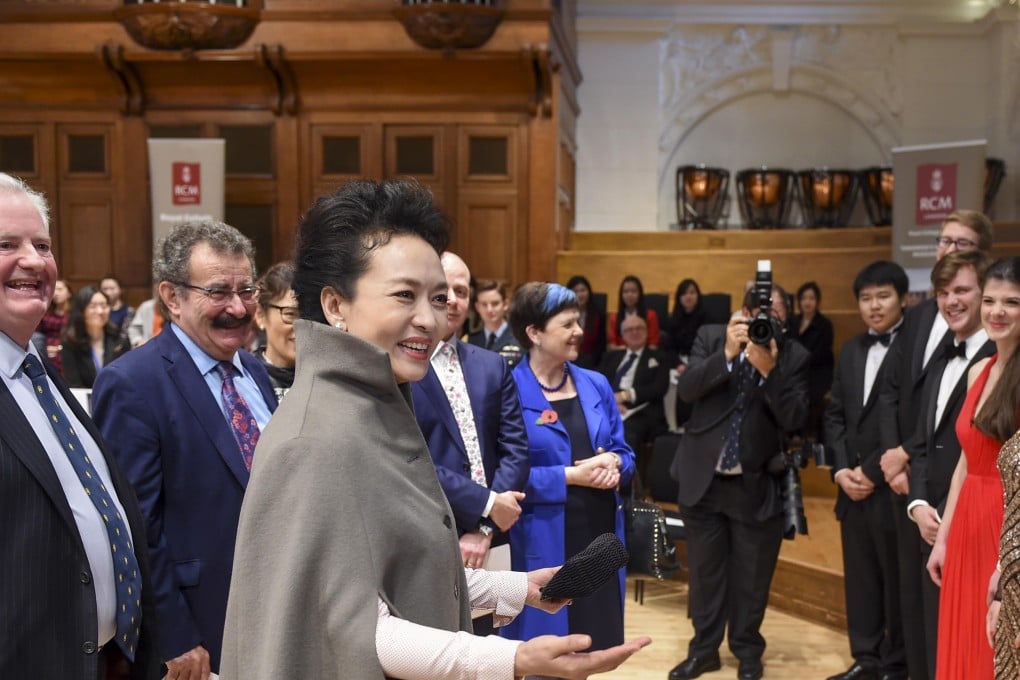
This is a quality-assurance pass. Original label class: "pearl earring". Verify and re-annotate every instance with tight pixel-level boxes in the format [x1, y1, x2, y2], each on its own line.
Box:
[335, 320, 346, 332]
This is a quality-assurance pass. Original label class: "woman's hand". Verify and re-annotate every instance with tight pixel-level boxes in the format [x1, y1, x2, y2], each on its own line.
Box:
[927, 541, 946, 587]
[988, 600, 1001, 649]
[525, 567, 570, 614]
[514, 634, 652, 679]
[569, 451, 620, 490]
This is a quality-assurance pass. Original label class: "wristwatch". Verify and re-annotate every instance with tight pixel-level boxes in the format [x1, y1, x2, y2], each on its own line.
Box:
[478, 524, 494, 538]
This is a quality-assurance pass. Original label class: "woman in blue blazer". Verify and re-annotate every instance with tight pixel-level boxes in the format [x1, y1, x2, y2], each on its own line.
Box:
[501, 281, 636, 650]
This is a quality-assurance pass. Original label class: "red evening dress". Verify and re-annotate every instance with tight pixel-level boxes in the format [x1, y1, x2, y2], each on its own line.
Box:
[935, 356, 1004, 680]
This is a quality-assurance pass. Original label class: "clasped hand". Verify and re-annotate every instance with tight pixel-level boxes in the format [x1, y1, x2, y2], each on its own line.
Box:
[567, 450, 620, 489]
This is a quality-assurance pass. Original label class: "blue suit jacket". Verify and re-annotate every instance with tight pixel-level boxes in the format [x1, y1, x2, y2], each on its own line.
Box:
[91, 328, 277, 671]
[411, 340, 529, 540]
[501, 358, 635, 640]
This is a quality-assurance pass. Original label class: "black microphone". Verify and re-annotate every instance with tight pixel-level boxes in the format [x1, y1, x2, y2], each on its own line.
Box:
[540, 533, 629, 601]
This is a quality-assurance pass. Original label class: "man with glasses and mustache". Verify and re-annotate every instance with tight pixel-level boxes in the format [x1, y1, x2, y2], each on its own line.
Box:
[92, 222, 278, 680]
[877, 209, 993, 680]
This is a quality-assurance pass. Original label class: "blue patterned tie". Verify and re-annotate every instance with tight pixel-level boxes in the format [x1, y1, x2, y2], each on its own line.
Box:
[720, 358, 757, 471]
[216, 361, 260, 471]
[613, 352, 638, 391]
[22, 354, 141, 660]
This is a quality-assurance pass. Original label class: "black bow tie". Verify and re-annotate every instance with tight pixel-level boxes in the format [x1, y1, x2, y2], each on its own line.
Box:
[864, 332, 892, 347]
[942, 340, 967, 360]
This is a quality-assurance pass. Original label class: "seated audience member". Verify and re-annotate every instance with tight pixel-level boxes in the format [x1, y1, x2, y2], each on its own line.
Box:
[468, 279, 523, 366]
[253, 261, 297, 399]
[608, 274, 660, 350]
[127, 295, 163, 348]
[218, 179, 650, 679]
[790, 281, 835, 443]
[60, 285, 131, 389]
[567, 274, 606, 369]
[36, 277, 70, 372]
[0, 172, 160, 678]
[599, 314, 670, 489]
[100, 274, 135, 337]
[664, 278, 706, 363]
[824, 261, 908, 680]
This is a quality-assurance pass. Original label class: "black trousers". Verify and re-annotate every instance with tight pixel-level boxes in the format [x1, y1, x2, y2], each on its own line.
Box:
[920, 539, 939, 679]
[840, 487, 905, 675]
[679, 474, 783, 663]
[890, 491, 930, 680]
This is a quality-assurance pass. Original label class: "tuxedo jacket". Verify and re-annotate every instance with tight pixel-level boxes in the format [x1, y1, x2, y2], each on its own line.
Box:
[878, 299, 951, 452]
[824, 332, 898, 519]
[906, 338, 995, 512]
[91, 327, 278, 671]
[0, 355, 160, 679]
[597, 346, 670, 427]
[411, 340, 530, 539]
[671, 325, 809, 514]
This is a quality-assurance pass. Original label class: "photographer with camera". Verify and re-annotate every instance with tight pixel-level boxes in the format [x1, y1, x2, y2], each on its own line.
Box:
[668, 262, 809, 680]
[824, 261, 910, 680]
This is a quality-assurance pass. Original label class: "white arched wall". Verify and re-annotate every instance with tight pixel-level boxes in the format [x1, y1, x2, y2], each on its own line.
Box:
[658, 67, 895, 230]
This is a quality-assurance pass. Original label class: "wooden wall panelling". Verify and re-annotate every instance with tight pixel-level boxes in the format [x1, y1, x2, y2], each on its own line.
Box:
[308, 121, 382, 202]
[457, 191, 518, 286]
[112, 116, 154, 306]
[272, 115, 301, 260]
[57, 185, 114, 291]
[384, 123, 448, 209]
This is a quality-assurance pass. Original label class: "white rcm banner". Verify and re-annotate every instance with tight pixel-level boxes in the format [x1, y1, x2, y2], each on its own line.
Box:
[891, 139, 986, 292]
[147, 138, 225, 247]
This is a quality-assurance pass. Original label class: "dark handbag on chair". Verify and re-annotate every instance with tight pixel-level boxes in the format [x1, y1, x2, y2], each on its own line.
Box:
[624, 495, 680, 579]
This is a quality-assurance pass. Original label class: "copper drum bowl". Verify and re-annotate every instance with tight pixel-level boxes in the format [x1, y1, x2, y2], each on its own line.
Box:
[797, 169, 859, 228]
[985, 157, 1007, 214]
[675, 165, 730, 229]
[860, 166, 893, 227]
[735, 167, 796, 229]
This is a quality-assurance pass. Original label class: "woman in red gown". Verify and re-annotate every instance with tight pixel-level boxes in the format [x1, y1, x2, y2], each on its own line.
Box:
[928, 258, 1020, 680]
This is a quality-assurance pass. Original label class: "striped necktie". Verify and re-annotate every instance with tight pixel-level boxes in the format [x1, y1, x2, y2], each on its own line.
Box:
[23, 354, 142, 660]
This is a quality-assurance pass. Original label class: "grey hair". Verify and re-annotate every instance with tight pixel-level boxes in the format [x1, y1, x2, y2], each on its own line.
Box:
[0, 173, 50, 231]
[153, 221, 256, 286]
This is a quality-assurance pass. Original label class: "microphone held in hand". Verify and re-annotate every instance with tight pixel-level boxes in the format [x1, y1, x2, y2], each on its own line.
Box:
[540, 533, 629, 601]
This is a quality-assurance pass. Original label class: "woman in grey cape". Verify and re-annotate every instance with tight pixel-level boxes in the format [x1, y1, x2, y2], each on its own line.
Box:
[219, 180, 650, 680]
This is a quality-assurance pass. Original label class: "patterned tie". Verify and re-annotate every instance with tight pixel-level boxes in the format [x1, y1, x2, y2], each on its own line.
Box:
[720, 357, 757, 471]
[613, 352, 638, 391]
[22, 354, 141, 660]
[439, 343, 487, 487]
[215, 362, 260, 471]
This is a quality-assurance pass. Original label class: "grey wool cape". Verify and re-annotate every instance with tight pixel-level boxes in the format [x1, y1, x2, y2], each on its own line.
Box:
[220, 320, 472, 678]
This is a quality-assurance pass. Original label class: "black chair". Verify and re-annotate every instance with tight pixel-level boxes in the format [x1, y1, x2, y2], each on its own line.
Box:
[699, 292, 731, 325]
[644, 293, 669, 337]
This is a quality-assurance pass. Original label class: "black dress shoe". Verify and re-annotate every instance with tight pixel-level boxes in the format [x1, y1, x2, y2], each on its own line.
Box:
[737, 659, 763, 680]
[667, 653, 722, 679]
[825, 663, 878, 680]
[878, 673, 907, 680]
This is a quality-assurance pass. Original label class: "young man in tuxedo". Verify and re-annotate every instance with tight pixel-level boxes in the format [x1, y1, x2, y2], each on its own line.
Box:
[0, 173, 159, 679]
[411, 252, 530, 634]
[668, 284, 809, 680]
[905, 250, 993, 675]
[468, 279, 523, 365]
[877, 212, 993, 680]
[825, 261, 909, 680]
[598, 314, 670, 489]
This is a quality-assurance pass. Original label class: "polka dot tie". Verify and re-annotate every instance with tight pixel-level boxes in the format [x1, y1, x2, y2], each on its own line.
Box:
[22, 354, 141, 661]
[720, 358, 757, 472]
[215, 362, 260, 472]
[439, 343, 487, 487]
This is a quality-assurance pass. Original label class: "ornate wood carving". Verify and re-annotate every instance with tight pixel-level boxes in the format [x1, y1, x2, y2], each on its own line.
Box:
[99, 42, 145, 116]
[394, 2, 504, 51]
[114, 2, 260, 51]
[255, 43, 297, 116]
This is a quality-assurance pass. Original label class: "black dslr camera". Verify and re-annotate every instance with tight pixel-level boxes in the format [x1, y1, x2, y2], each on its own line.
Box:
[768, 439, 831, 540]
[747, 259, 784, 347]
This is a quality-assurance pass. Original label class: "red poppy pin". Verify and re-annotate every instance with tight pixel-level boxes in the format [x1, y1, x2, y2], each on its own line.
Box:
[536, 409, 559, 426]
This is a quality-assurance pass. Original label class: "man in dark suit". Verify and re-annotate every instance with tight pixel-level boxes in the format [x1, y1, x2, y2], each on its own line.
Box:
[599, 314, 670, 488]
[0, 173, 160, 679]
[411, 252, 529, 634]
[877, 211, 993, 680]
[92, 221, 278, 678]
[468, 279, 523, 366]
[668, 283, 809, 680]
[902, 251, 992, 675]
[824, 261, 909, 680]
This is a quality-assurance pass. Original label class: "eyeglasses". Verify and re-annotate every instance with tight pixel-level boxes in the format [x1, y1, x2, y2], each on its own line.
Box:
[936, 236, 978, 250]
[266, 303, 299, 325]
[177, 283, 257, 305]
